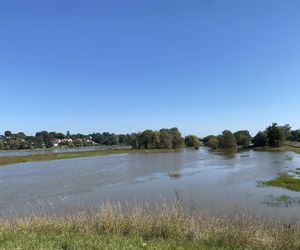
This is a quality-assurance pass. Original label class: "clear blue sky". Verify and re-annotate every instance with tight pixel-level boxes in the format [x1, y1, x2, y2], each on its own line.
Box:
[1, 0, 300, 137]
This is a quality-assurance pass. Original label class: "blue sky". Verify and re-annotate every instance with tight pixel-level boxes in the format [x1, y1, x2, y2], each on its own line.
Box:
[1, 0, 300, 137]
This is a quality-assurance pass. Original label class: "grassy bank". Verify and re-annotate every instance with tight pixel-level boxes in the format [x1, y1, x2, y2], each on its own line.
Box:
[253, 141, 300, 155]
[0, 202, 299, 250]
[282, 141, 300, 154]
[0, 148, 182, 167]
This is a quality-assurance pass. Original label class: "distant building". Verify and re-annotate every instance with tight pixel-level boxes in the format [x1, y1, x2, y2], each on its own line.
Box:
[52, 138, 73, 147]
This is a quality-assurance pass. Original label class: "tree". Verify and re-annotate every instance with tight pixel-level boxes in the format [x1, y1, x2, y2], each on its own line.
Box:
[290, 130, 300, 142]
[207, 137, 218, 149]
[159, 129, 172, 149]
[266, 123, 284, 148]
[252, 131, 268, 147]
[8, 139, 21, 150]
[203, 135, 219, 149]
[139, 130, 160, 149]
[159, 129, 173, 149]
[128, 133, 141, 149]
[92, 133, 104, 144]
[234, 130, 251, 148]
[73, 139, 83, 147]
[56, 133, 65, 140]
[118, 134, 128, 145]
[280, 124, 291, 141]
[203, 135, 216, 145]
[185, 135, 200, 148]
[36, 131, 54, 148]
[33, 136, 44, 148]
[0, 140, 4, 150]
[16, 132, 26, 139]
[101, 132, 118, 145]
[44, 139, 53, 148]
[127, 128, 183, 150]
[4, 131, 12, 137]
[169, 127, 183, 149]
[109, 133, 118, 145]
[218, 130, 237, 149]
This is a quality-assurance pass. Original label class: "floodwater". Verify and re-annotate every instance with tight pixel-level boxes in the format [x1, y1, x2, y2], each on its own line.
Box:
[1, 148, 300, 221]
[0, 145, 130, 157]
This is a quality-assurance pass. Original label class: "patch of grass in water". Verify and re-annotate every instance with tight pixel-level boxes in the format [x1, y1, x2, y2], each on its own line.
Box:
[262, 173, 300, 192]
[263, 194, 300, 207]
[289, 169, 300, 176]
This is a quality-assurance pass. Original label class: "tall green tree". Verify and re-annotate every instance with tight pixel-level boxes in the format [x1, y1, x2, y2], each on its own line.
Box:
[4, 131, 12, 137]
[169, 127, 183, 149]
[185, 135, 200, 148]
[234, 130, 251, 148]
[252, 131, 268, 147]
[66, 131, 71, 138]
[207, 137, 218, 149]
[159, 129, 173, 149]
[203, 135, 219, 149]
[16, 132, 26, 139]
[128, 133, 141, 149]
[290, 130, 300, 142]
[266, 123, 285, 148]
[118, 134, 128, 145]
[218, 130, 237, 149]
[33, 136, 44, 148]
[140, 130, 160, 149]
[280, 124, 291, 141]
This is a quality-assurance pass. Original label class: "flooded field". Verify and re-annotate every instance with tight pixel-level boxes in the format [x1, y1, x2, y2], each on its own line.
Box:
[1, 148, 300, 221]
[0, 145, 130, 157]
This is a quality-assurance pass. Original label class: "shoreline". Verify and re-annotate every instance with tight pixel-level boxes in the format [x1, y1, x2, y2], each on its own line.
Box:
[0, 148, 183, 167]
[1, 143, 300, 167]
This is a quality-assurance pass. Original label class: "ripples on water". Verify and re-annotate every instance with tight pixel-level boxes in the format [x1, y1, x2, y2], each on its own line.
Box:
[0, 148, 300, 221]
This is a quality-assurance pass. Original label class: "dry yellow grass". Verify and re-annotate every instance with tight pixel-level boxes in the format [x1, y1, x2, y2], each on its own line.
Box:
[1, 201, 299, 249]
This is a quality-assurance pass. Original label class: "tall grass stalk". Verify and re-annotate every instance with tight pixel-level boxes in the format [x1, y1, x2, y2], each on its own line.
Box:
[1, 201, 300, 249]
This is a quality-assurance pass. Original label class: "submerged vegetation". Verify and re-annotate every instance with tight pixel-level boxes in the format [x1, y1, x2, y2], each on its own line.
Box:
[1, 201, 300, 250]
[262, 172, 300, 192]
[263, 194, 300, 207]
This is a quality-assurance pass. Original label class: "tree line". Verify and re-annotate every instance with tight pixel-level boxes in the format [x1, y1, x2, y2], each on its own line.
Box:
[127, 128, 184, 149]
[0, 128, 189, 151]
[1, 123, 299, 151]
[0, 130, 129, 150]
[203, 123, 299, 150]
